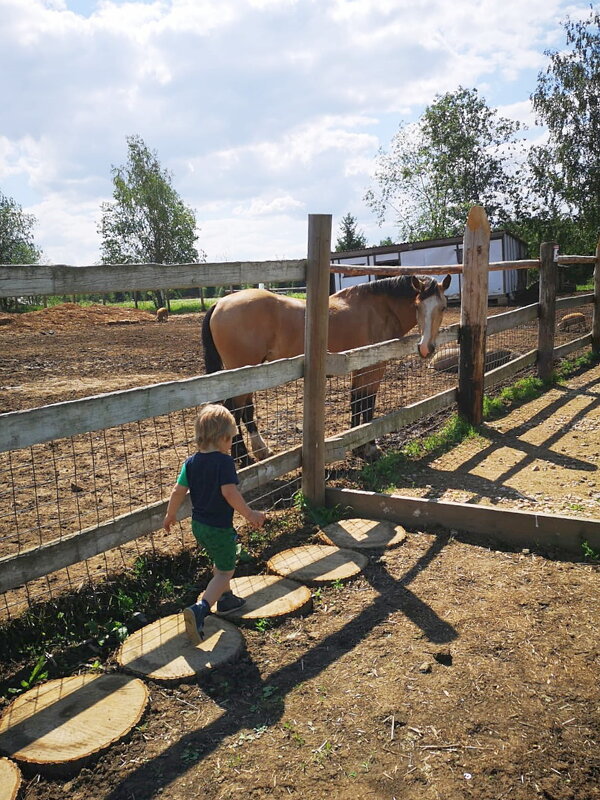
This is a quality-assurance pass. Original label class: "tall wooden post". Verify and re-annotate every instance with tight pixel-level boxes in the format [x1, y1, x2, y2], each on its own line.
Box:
[592, 238, 600, 355]
[302, 214, 332, 508]
[458, 206, 490, 426]
[537, 242, 558, 382]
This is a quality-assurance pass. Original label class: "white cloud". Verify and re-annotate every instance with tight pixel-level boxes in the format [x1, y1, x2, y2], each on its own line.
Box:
[0, 0, 593, 263]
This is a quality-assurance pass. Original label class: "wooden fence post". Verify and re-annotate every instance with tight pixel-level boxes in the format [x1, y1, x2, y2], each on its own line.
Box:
[458, 206, 490, 426]
[302, 214, 332, 507]
[592, 238, 600, 355]
[537, 242, 558, 381]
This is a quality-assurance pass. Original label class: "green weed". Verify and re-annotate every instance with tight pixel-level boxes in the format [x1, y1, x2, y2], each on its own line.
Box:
[8, 655, 48, 695]
[582, 541, 600, 561]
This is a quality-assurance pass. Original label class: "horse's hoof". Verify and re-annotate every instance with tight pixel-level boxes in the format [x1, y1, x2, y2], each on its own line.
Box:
[252, 448, 273, 461]
[352, 443, 382, 462]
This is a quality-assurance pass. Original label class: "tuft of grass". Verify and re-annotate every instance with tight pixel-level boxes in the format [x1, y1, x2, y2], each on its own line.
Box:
[361, 414, 479, 493]
[293, 491, 351, 527]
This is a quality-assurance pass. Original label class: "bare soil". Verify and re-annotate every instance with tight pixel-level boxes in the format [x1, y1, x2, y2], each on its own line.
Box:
[1, 304, 599, 800]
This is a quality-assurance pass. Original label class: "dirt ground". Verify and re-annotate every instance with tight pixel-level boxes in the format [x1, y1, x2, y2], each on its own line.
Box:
[1, 304, 599, 800]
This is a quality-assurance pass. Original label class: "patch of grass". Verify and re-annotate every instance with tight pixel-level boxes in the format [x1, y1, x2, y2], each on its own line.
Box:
[360, 414, 479, 492]
[293, 492, 351, 527]
[0, 549, 205, 698]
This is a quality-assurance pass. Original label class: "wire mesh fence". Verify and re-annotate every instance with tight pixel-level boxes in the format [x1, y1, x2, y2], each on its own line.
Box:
[0, 382, 306, 622]
[0, 289, 596, 622]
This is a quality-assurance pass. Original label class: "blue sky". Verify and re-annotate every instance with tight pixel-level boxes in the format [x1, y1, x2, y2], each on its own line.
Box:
[0, 0, 590, 264]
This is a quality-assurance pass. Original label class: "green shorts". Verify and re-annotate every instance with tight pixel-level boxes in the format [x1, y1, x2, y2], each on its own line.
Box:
[191, 521, 238, 571]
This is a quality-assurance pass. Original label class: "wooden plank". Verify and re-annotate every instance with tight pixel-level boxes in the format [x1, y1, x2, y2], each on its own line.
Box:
[324, 488, 600, 557]
[0, 260, 307, 298]
[0, 356, 304, 453]
[326, 387, 457, 453]
[486, 304, 538, 335]
[553, 334, 592, 360]
[556, 293, 594, 310]
[556, 255, 596, 266]
[302, 215, 332, 507]
[484, 349, 538, 388]
[458, 206, 490, 425]
[538, 242, 558, 381]
[329, 260, 538, 278]
[325, 324, 460, 376]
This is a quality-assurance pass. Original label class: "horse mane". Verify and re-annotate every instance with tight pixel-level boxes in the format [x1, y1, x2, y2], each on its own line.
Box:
[359, 275, 438, 300]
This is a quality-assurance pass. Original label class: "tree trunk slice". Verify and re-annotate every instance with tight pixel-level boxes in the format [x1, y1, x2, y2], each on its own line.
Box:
[0, 674, 148, 773]
[116, 613, 244, 682]
[0, 758, 21, 800]
[267, 545, 368, 585]
[213, 575, 312, 620]
[318, 518, 407, 550]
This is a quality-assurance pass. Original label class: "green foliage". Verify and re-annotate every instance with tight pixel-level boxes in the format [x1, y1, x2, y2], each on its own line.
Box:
[292, 491, 350, 527]
[581, 541, 600, 561]
[0, 190, 42, 311]
[8, 655, 48, 696]
[365, 87, 524, 241]
[99, 135, 204, 307]
[361, 415, 478, 492]
[335, 212, 367, 251]
[517, 8, 600, 257]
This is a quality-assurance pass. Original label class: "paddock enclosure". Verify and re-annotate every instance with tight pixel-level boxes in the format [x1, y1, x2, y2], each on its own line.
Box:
[0, 211, 599, 622]
[1, 210, 600, 800]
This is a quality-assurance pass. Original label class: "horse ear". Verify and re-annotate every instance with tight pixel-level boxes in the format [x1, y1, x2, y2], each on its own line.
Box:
[442, 274, 451, 290]
[411, 275, 423, 293]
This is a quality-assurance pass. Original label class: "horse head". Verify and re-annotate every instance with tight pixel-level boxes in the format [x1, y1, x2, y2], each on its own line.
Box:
[412, 274, 452, 358]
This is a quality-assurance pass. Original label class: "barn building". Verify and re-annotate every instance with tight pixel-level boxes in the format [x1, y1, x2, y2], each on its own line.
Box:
[330, 230, 528, 305]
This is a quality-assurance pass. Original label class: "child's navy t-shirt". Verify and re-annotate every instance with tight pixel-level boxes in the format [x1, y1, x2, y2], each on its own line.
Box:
[177, 451, 239, 528]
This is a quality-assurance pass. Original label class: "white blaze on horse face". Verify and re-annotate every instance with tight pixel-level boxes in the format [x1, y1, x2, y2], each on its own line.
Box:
[416, 291, 446, 358]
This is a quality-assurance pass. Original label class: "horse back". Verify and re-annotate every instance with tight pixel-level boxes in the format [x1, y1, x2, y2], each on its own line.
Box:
[210, 289, 305, 368]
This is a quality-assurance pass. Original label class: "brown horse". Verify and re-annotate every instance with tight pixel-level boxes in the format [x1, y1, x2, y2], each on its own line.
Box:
[202, 274, 451, 464]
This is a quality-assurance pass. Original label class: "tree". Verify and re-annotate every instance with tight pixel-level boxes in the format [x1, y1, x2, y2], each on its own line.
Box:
[526, 8, 600, 258]
[365, 87, 524, 241]
[0, 190, 42, 310]
[99, 135, 203, 307]
[335, 212, 367, 251]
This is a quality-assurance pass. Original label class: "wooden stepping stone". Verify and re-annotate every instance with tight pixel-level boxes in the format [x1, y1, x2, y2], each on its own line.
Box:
[319, 518, 407, 550]
[267, 544, 368, 585]
[116, 613, 244, 682]
[0, 758, 21, 800]
[0, 674, 148, 774]
[212, 575, 312, 620]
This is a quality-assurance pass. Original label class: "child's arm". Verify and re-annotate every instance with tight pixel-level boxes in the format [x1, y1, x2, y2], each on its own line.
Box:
[163, 483, 189, 533]
[221, 483, 266, 529]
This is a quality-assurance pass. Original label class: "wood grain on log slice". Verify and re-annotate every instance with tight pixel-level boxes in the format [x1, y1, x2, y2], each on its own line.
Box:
[318, 518, 407, 550]
[0, 757, 21, 800]
[116, 613, 244, 681]
[267, 544, 367, 585]
[213, 575, 312, 619]
[0, 674, 148, 772]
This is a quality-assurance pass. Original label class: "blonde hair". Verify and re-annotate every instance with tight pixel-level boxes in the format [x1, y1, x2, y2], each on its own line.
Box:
[194, 404, 237, 450]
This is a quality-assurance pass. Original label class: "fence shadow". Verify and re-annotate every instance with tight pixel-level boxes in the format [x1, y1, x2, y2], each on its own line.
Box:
[101, 533, 456, 799]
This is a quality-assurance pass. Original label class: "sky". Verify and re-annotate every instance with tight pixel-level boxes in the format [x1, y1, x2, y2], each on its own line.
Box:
[0, 0, 591, 265]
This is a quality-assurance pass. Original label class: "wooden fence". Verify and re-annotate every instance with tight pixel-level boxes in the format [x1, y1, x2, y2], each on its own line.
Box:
[0, 210, 599, 605]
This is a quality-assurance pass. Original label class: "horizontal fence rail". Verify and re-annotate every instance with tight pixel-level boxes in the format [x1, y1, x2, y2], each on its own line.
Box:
[0, 259, 307, 298]
[0, 357, 305, 453]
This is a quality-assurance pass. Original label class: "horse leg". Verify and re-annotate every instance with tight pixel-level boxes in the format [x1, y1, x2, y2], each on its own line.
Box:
[350, 365, 385, 461]
[224, 397, 252, 467]
[242, 397, 273, 461]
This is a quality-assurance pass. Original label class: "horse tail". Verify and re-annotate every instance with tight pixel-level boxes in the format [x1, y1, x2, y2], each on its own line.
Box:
[201, 304, 223, 375]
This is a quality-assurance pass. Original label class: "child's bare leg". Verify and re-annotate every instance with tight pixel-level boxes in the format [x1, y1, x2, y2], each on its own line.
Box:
[201, 568, 234, 608]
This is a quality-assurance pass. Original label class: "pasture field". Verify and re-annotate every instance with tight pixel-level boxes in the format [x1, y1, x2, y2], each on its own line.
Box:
[0, 304, 599, 800]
